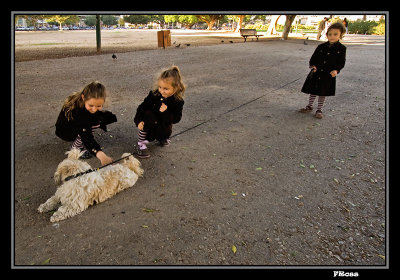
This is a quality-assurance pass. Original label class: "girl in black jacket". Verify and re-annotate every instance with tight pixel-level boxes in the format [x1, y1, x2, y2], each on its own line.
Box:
[55, 81, 117, 165]
[300, 22, 347, 119]
[134, 66, 185, 158]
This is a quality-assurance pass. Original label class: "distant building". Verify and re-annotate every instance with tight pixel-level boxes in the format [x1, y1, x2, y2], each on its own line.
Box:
[15, 17, 27, 27]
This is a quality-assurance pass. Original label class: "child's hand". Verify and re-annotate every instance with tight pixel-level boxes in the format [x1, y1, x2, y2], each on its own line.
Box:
[311, 65, 317, 72]
[160, 103, 167, 112]
[138, 121, 144, 131]
[96, 151, 113, 166]
[330, 70, 338, 77]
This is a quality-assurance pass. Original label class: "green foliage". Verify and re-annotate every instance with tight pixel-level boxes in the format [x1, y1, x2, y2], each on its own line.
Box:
[244, 23, 316, 32]
[348, 19, 384, 35]
[101, 15, 118, 26]
[164, 15, 179, 23]
[372, 19, 385, 35]
[329, 16, 344, 24]
[124, 15, 152, 25]
[164, 15, 199, 28]
[244, 23, 269, 31]
[47, 15, 76, 26]
[178, 15, 199, 26]
[84, 15, 97, 26]
[85, 15, 118, 27]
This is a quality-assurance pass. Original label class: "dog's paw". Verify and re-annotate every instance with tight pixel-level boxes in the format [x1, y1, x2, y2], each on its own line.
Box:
[50, 214, 61, 223]
[37, 204, 46, 213]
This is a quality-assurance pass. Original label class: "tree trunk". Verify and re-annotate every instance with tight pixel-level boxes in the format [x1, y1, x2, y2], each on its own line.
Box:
[282, 15, 296, 40]
[235, 15, 245, 32]
[266, 15, 280, 35]
[207, 20, 215, 30]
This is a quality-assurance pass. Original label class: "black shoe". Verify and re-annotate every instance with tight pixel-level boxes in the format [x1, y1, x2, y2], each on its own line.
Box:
[136, 146, 150, 158]
[159, 138, 171, 147]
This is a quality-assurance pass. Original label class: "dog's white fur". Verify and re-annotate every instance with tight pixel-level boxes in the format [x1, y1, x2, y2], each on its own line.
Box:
[38, 148, 144, 222]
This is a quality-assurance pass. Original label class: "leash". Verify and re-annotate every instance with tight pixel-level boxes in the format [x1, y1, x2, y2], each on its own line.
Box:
[64, 154, 132, 182]
[171, 77, 301, 139]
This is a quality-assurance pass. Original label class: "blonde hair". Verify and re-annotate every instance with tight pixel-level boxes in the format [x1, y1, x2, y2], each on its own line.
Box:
[154, 65, 186, 100]
[62, 81, 107, 120]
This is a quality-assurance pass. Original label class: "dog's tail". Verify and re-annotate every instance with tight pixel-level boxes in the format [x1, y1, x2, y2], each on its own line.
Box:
[66, 148, 85, 160]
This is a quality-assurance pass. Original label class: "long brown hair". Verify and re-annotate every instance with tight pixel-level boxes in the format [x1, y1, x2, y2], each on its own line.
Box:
[154, 65, 186, 100]
[62, 81, 107, 120]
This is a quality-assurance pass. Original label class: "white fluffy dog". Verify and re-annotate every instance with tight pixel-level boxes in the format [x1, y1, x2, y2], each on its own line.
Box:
[38, 148, 144, 222]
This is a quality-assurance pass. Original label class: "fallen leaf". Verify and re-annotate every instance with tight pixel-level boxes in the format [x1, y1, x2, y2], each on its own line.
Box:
[255, 167, 262, 171]
[231, 191, 238, 196]
[142, 208, 159, 213]
[300, 163, 306, 168]
[347, 201, 357, 207]
[41, 258, 51, 265]
[232, 245, 237, 254]
[333, 178, 339, 184]
[309, 164, 315, 169]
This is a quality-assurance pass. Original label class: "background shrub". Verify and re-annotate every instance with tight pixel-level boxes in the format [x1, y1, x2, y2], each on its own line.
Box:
[348, 20, 379, 34]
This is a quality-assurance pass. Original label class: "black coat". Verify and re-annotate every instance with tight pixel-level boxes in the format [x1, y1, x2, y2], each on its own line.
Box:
[134, 90, 184, 141]
[134, 90, 184, 127]
[55, 107, 117, 155]
[301, 41, 346, 96]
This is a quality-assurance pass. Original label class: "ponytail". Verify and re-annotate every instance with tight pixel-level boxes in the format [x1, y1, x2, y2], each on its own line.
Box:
[156, 65, 186, 100]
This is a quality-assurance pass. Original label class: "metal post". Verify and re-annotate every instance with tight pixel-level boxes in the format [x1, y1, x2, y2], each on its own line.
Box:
[96, 15, 101, 52]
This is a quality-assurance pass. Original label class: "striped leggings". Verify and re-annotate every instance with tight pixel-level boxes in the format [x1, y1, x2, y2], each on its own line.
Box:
[308, 95, 326, 111]
[71, 124, 100, 151]
[137, 129, 149, 150]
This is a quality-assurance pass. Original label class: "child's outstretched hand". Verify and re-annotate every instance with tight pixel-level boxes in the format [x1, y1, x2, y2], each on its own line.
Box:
[311, 65, 317, 72]
[160, 103, 168, 112]
[138, 121, 144, 131]
[330, 70, 338, 77]
[96, 151, 113, 166]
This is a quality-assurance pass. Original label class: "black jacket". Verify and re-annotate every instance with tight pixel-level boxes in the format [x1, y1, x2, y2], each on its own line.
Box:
[134, 90, 184, 127]
[55, 106, 117, 155]
[301, 41, 346, 96]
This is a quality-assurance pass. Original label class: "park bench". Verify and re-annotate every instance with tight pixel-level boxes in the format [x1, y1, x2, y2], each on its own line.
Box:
[239, 29, 264, 42]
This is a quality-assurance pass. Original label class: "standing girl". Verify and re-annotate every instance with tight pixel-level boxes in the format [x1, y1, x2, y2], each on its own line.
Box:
[55, 81, 117, 165]
[134, 66, 186, 158]
[299, 22, 347, 119]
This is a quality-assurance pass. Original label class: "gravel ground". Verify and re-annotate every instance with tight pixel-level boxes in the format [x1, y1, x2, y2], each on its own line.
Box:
[13, 30, 387, 269]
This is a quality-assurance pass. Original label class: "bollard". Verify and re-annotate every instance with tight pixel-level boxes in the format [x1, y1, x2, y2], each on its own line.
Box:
[157, 30, 171, 48]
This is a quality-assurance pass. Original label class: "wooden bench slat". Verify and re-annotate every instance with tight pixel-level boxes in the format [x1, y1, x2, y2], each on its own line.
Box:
[239, 29, 263, 42]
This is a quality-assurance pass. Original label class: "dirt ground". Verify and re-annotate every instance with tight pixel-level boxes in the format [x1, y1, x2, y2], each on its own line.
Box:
[13, 29, 387, 268]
